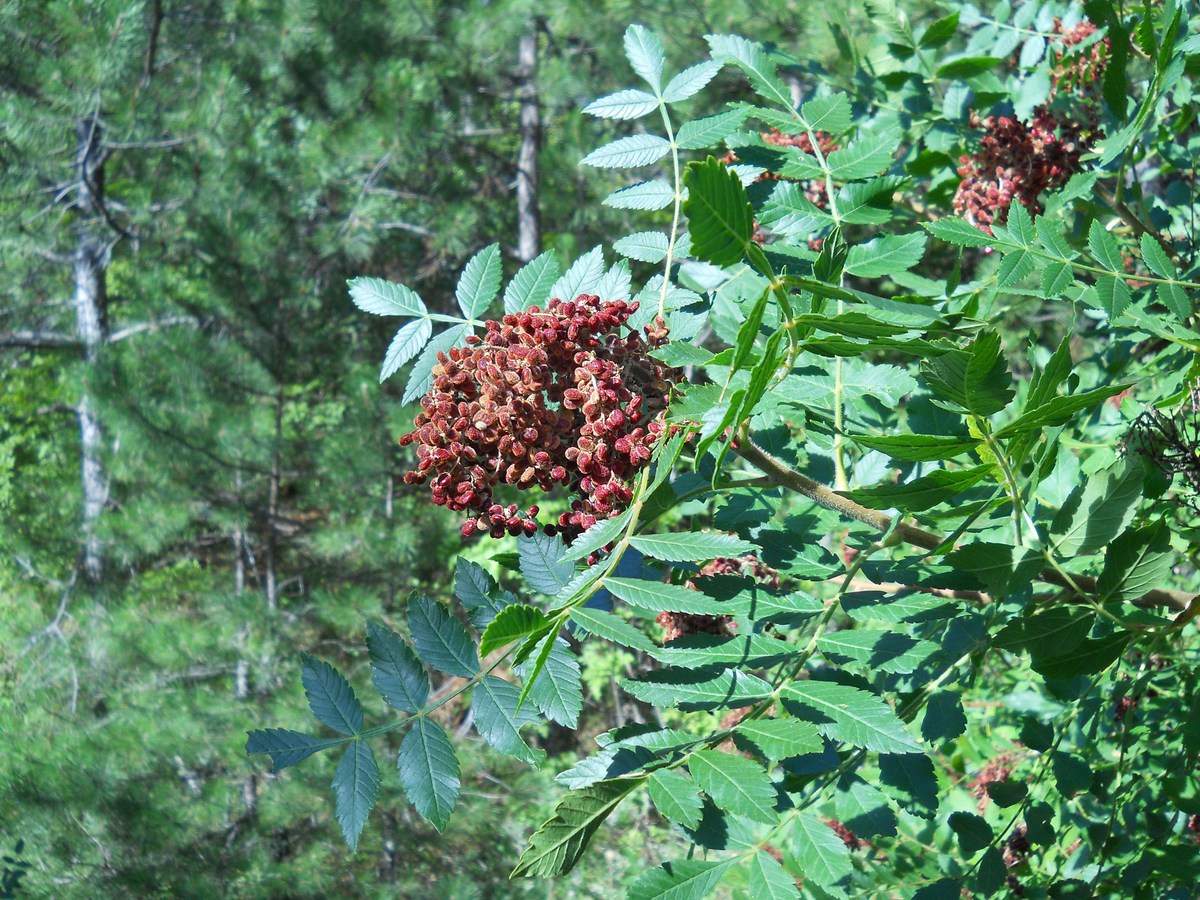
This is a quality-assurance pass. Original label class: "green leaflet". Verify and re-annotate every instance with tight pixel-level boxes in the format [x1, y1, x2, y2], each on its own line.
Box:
[581, 134, 672, 169]
[504, 251, 560, 313]
[780, 681, 921, 753]
[583, 88, 659, 120]
[471, 676, 545, 766]
[551, 246, 606, 300]
[366, 620, 429, 713]
[244, 729, 343, 771]
[1098, 523, 1173, 604]
[629, 531, 755, 563]
[624, 24, 665, 93]
[682, 156, 754, 268]
[622, 668, 773, 711]
[687, 749, 778, 824]
[605, 576, 732, 616]
[747, 851, 801, 900]
[816, 629, 939, 675]
[1051, 456, 1144, 557]
[408, 593, 479, 679]
[844, 233, 925, 278]
[454, 243, 501, 319]
[348, 276, 428, 317]
[648, 769, 703, 829]
[842, 465, 992, 512]
[332, 740, 380, 852]
[300, 653, 364, 736]
[605, 179, 677, 211]
[397, 718, 459, 832]
[629, 860, 733, 900]
[733, 717, 823, 761]
[920, 330, 1015, 417]
[791, 813, 853, 889]
[652, 633, 796, 668]
[570, 606, 656, 653]
[662, 60, 723, 103]
[850, 433, 979, 462]
[379, 317, 432, 382]
[480, 604, 551, 659]
[518, 531, 575, 595]
[878, 753, 939, 819]
[512, 778, 645, 877]
[835, 778, 898, 838]
[515, 638, 583, 728]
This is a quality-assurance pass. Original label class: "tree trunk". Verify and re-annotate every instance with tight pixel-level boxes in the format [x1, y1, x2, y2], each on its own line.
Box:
[264, 382, 284, 612]
[74, 116, 109, 583]
[515, 25, 541, 264]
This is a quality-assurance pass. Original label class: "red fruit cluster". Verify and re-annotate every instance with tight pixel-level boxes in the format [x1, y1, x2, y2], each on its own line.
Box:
[952, 108, 1086, 235]
[656, 555, 781, 643]
[399, 295, 679, 539]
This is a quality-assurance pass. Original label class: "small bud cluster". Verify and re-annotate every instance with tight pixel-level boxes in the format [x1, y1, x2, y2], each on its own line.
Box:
[823, 818, 867, 851]
[952, 108, 1086, 235]
[656, 555, 781, 643]
[969, 753, 1018, 812]
[760, 128, 839, 208]
[1050, 18, 1109, 98]
[400, 295, 679, 539]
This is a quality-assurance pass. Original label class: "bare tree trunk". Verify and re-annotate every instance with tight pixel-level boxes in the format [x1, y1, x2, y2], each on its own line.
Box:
[74, 116, 109, 583]
[515, 24, 541, 264]
[265, 383, 283, 612]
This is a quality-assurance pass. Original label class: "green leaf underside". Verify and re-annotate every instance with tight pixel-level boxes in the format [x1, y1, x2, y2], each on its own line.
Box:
[332, 740, 380, 852]
[504, 251, 560, 313]
[472, 676, 544, 765]
[348, 276, 427, 316]
[366, 620, 429, 713]
[605, 576, 733, 616]
[408, 594, 479, 678]
[455, 243, 501, 319]
[519, 531, 575, 595]
[380, 317, 432, 382]
[515, 638, 584, 728]
[512, 778, 644, 877]
[780, 681, 921, 753]
[301, 654, 364, 735]
[570, 606, 656, 653]
[245, 728, 343, 770]
[397, 718, 460, 832]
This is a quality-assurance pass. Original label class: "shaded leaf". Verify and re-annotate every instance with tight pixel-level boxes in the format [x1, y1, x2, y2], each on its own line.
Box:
[648, 769, 704, 829]
[301, 654, 363, 736]
[245, 729, 343, 771]
[472, 676, 544, 765]
[332, 740, 380, 851]
[408, 593, 479, 679]
[367, 620, 429, 713]
[512, 779, 643, 877]
[397, 718, 459, 832]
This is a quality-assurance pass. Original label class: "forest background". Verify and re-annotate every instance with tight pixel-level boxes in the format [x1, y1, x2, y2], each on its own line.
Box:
[0, 1, 876, 896]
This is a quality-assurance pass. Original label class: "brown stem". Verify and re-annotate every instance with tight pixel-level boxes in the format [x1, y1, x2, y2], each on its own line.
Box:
[733, 434, 1195, 613]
